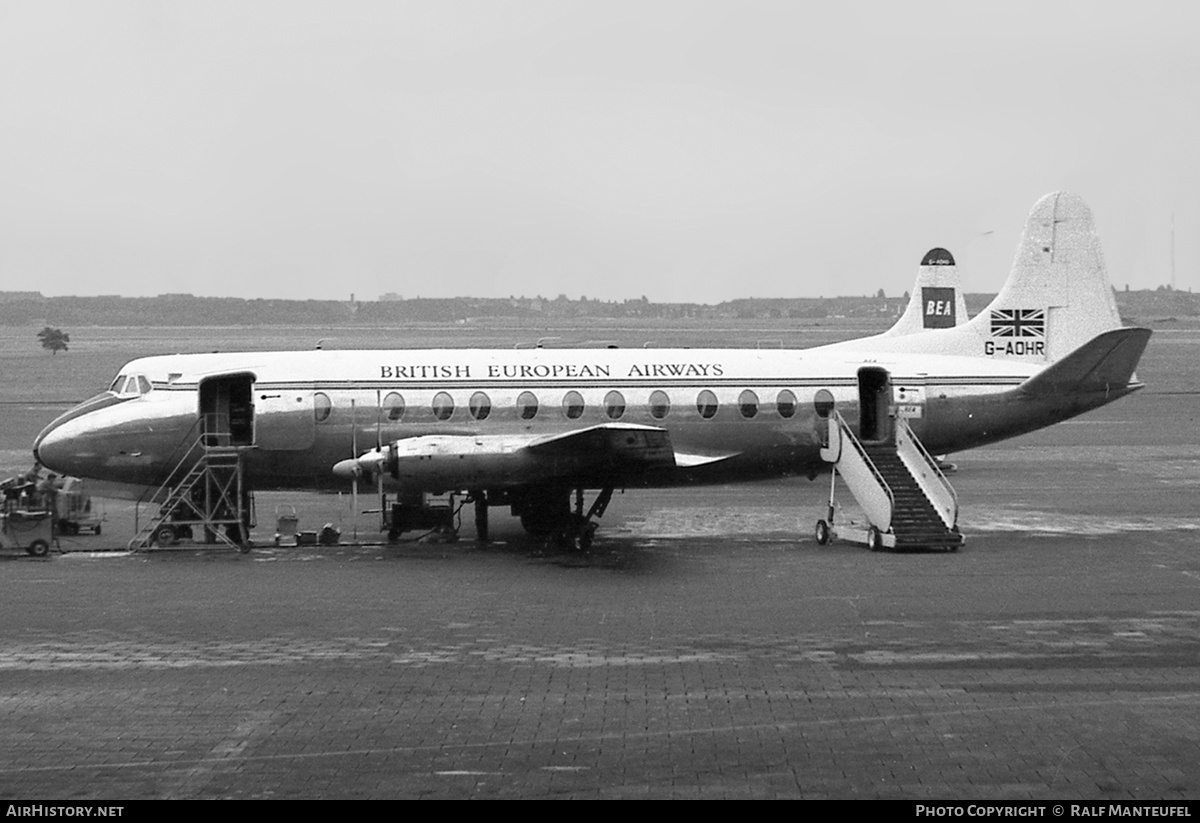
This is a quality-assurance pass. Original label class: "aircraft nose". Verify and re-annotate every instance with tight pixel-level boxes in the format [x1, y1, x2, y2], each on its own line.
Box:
[31, 392, 131, 479]
[33, 418, 78, 476]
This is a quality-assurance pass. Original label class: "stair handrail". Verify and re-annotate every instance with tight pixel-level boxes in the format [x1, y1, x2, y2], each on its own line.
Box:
[132, 414, 232, 537]
[894, 416, 959, 528]
[827, 409, 895, 525]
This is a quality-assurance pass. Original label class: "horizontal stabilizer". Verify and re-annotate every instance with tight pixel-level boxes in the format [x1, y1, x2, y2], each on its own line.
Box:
[1018, 327, 1151, 396]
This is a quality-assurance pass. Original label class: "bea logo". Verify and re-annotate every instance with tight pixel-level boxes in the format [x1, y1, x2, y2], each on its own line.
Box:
[922, 287, 956, 329]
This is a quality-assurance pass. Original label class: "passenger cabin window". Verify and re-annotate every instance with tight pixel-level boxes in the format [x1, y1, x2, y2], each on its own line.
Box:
[432, 392, 455, 421]
[739, 389, 759, 419]
[517, 391, 539, 420]
[813, 389, 835, 418]
[696, 390, 718, 419]
[384, 392, 405, 421]
[649, 390, 670, 420]
[470, 391, 491, 421]
[776, 389, 797, 419]
[604, 391, 625, 420]
[314, 392, 332, 422]
[562, 391, 584, 419]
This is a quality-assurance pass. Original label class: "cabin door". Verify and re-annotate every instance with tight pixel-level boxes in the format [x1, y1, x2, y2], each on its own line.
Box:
[254, 386, 316, 451]
[856, 366, 892, 443]
[199, 374, 255, 447]
[893, 375, 927, 432]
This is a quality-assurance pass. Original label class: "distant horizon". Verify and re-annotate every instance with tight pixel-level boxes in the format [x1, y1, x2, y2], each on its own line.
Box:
[2, 284, 1196, 305]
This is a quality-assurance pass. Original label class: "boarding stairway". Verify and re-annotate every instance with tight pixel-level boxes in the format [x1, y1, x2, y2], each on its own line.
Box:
[818, 410, 962, 551]
[129, 418, 254, 552]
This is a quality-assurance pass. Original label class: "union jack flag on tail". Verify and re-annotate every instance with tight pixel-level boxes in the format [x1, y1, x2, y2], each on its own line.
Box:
[990, 308, 1045, 338]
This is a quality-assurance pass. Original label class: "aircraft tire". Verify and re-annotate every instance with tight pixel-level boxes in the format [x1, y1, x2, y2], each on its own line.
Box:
[26, 539, 50, 558]
[867, 527, 883, 552]
[521, 510, 565, 537]
[152, 525, 175, 547]
[814, 519, 830, 546]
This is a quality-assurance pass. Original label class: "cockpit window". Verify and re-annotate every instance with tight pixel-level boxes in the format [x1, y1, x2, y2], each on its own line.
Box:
[109, 373, 152, 397]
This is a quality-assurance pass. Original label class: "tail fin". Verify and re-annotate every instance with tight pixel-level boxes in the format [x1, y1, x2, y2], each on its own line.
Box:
[975, 191, 1124, 362]
[842, 192, 1133, 365]
[882, 247, 969, 336]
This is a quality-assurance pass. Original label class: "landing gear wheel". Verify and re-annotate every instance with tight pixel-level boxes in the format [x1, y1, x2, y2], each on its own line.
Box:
[152, 525, 176, 547]
[553, 526, 579, 552]
[867, 526, 883, 552]
[521, 511, 561, 537]
[578, 523, 596, 551]
[26, 539, 50, 558]
[814, 519, 830, 546]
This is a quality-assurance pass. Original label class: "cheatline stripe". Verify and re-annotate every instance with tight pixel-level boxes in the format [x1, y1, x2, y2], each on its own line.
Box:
[151, 376, 1028, 391]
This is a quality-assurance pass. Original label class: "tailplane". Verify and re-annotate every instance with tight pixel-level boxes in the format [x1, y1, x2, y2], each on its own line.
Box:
[1018, 327, 1151, 397]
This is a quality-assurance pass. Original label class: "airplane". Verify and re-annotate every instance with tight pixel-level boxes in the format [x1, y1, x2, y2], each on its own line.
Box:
[32, 192, 1150, 551]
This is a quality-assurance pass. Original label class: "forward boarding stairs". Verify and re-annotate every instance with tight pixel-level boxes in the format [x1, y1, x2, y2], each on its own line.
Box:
[128, 418, 254, 552]
[817, 410, 963, 552]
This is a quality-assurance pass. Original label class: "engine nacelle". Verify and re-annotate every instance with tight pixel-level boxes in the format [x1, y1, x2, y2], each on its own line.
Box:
[335, 435, 545, 491]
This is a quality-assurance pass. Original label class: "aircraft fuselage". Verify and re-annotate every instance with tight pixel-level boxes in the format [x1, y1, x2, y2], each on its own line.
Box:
[32, 346, 1135, 497]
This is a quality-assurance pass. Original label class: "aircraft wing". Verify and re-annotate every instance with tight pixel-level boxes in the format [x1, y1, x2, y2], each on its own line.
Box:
[526, 423, 738, 470]
[333, 423, 740, 489]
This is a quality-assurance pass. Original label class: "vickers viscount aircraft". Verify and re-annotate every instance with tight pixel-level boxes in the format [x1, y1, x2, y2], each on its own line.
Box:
[33, 192, 1150, 551]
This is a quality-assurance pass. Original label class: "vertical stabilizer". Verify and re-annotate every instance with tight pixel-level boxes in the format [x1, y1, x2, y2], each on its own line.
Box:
[836, 192, 1131, 365]
[882, 247, 969, 336]
[979, 191, 1123, 362]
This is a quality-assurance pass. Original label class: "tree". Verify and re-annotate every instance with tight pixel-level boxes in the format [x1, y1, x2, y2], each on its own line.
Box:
[37, 326, 69, 355]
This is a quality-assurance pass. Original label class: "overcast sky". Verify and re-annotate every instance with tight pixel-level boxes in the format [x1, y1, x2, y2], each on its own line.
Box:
[2, 0, 1198, 302]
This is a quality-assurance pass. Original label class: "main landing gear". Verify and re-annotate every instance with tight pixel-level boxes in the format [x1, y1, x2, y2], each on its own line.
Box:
[511, 486, 614, 552]
[382, 486, 615, 552]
